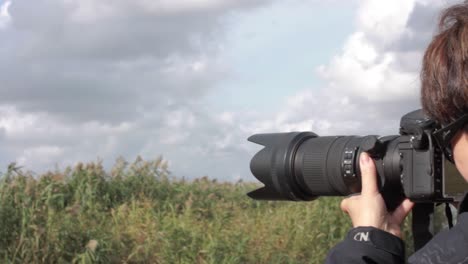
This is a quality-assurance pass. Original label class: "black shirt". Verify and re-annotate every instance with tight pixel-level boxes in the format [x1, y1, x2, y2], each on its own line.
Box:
[325, 194, 468, 263]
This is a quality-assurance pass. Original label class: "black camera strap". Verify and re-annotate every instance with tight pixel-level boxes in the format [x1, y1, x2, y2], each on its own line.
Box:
[444, 203, 454, 229]
[412, 203, 434, 251]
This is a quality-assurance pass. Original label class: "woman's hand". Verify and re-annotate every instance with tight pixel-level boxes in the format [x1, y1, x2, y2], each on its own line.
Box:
[340, 152, 414, 238]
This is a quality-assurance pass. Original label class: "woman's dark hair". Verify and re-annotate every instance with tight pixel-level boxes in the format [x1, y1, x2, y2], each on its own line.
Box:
[421, 2, 468, 128]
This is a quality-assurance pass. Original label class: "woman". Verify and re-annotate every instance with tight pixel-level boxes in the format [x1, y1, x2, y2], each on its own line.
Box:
[325, 3, 468, 263]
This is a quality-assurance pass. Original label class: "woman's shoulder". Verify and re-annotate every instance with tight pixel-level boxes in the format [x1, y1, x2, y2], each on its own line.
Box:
[408, 196, 468, 264]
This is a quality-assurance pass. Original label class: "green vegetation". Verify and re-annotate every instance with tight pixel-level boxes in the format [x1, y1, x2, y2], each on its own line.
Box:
[0, 157, 414, 264]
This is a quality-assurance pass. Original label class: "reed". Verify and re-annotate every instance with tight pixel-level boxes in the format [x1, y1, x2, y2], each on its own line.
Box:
[0, 157, 415, 264]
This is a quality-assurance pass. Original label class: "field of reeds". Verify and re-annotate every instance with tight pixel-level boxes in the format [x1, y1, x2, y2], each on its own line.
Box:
[0, 156, 415, 264]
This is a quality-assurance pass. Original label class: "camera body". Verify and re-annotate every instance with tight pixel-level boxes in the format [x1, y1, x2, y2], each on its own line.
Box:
[247, 109, 459, 210]
[398, 110, 449, 202]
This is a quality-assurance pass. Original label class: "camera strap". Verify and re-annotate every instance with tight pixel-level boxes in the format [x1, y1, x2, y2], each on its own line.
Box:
[412, 203, 434, 251]
[444, 203, 454, 229]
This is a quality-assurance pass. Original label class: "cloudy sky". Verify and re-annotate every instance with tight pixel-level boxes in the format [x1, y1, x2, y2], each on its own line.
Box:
[0, 0, 460, 181]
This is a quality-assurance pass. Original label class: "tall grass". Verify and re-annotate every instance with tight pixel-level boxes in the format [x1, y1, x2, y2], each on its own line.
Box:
[0, 157, 414, 263]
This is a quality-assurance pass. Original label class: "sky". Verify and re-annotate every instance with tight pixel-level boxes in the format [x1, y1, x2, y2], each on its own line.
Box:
[0, 0, 460, 181]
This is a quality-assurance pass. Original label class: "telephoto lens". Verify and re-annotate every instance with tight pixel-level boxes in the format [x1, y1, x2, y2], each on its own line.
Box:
[248, 132, 405, 211]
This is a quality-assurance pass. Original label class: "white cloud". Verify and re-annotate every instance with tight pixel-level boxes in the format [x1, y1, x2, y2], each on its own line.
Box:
[0, 0, 267, 124]
[0, 0, 275, 179]
[356, 0, 414, 46]
[66, 0, 268, 23]
[217, 112, 235, 125]
[0, 0, 458, 182]
[245, 0, 449, 142]
[0, 1, 11, 29]
[17, 146, 64, 168]
[317, 0, 423, 102]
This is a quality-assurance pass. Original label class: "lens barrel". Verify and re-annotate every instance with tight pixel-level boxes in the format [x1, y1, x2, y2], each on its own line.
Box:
[248, 132, 403, 207]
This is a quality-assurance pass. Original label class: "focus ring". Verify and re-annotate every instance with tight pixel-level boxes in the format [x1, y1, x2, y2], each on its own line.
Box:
[295, 137, 336, 195]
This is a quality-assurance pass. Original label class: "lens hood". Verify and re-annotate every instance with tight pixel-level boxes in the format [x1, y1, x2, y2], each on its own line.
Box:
[247, 132, 318, 201]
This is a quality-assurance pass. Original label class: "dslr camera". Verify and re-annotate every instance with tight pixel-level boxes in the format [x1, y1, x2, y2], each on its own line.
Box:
[247, 109, 466, 211]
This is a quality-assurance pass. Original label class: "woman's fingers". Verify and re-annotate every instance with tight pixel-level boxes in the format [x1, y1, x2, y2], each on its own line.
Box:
[391, 198, 415, 223]
[340, 196, 359, 214]
[340, 198, 349, 213]
[359, 152, 379, 196]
